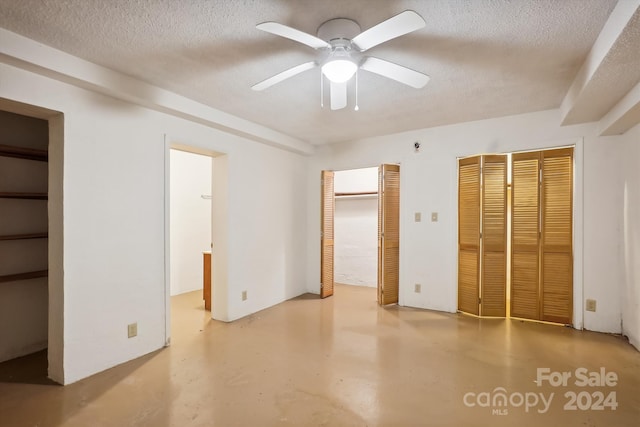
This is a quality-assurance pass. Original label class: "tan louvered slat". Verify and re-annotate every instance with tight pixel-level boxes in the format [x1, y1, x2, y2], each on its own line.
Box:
[482, 252, 506, 315]
[541, 148, 573, 324]
[458, 250, 479, 314]
[458, 156, 480, 315]
[383, 247, 399, 303]
[511, 152, 540, 320]
[379, 164, 400, 305]
[481, 155, 507, 316]
[511, 251, 539, 319]
[542, 253, 572, 324]
[459, 158, 480, 250]
[321, 170, 334, 298]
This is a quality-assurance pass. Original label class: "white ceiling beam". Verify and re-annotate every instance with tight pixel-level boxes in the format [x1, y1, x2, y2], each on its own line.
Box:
[598, 78, 640, 135]
[560, 0, 640, 128]
[0, 28, 314, 156]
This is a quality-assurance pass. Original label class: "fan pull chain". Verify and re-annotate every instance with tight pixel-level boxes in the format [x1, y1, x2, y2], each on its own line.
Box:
[354, 70, 359, 111]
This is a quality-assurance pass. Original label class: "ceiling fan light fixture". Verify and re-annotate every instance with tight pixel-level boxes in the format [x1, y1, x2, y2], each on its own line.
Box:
[321, 59, 357, 83]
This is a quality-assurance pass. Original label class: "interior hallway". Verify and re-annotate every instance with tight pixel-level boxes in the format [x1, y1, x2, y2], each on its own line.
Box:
[0, 284, 639, 427]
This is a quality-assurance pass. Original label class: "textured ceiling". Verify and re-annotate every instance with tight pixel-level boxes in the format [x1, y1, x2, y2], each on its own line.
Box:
[0, 0, 618, 145]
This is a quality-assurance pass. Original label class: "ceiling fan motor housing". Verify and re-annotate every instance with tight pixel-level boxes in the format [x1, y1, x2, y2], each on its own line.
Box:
[317, 18, 362, 67]
[317, 18, 361, 44]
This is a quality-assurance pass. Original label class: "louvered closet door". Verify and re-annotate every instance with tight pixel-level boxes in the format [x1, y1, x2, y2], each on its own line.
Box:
[481, 155, 507, 317]
[458, 157, 481, 315]
[378, 164, 400, 305]
[320, 170, 334, 298]
[541, 148, 573, 324]
[511, 152, 541, 320]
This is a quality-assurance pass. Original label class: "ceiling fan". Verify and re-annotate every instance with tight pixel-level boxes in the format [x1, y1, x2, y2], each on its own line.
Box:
[251, 10, 430, 111]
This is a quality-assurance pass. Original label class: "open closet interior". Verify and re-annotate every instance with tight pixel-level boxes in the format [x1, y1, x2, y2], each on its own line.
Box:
[0, 110, 49, 363]
[333, 167, 379, 288]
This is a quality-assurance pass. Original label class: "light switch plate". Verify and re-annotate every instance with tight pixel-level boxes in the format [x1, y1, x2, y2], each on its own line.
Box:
[586, 299, 596, 312]
[414, 284, 421, 293]
[414, 212, 421, 222]
[127, 323, 137, 338]
[431, 212, 438, 222]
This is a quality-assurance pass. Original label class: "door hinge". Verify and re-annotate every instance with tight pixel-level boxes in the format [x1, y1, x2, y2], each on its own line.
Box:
[478, 297, 482, 305]
[479, 232, 482, 239]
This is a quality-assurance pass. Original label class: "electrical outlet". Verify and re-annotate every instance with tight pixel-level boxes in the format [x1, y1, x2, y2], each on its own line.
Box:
[127, 322, 137, 338]
[242, 291, 247, 301]
[414, 212, 421, 222]
[431, 212, 438, 222]
[586, 299, 596, 312]
[414, 283, 421, 293]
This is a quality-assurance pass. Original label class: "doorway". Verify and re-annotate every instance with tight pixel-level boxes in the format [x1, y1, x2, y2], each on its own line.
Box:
[164, 139, 229, 346]
[321, 164, 400, 305]
[168, 148, 212, 337]
[334, 167, 378, 289]
[169, 149, 212, 300]
[0, 99, 64, 384]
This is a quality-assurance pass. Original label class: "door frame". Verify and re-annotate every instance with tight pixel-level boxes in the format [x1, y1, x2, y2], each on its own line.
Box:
[320, 164, 401, 305]
[163, 134, 229, 346]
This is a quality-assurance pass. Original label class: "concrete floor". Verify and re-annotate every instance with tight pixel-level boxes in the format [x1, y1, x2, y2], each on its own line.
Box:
[1, 284, 639, 426]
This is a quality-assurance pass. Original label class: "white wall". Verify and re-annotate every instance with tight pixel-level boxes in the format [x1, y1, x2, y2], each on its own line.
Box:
[169, 149, 211, 296]
[0, 62, 309, 384]
[621, 122, 640, 350]
[307, 109, 625, 335]
[334, 168, 378, 193]
[0, 111, 49, 363]
[334, 168, 378, 287]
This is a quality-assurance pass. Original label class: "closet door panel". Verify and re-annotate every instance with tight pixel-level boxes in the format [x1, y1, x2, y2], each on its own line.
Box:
[378, 164, 400, 305]
[541, 148, 573, 324]
[321, 170, 334, 298]
[481, 155, 507, 316]
[511, 152, 540, 320]
[458, 157, 480, 315]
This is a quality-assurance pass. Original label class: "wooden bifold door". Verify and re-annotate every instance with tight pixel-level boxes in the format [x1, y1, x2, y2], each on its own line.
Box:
[458, 155, 507, 316]
[511, 148, 573, 324]
[378, 164, 400, 305]
[320, 170, 335, 298]
[458, 148, 573, 324]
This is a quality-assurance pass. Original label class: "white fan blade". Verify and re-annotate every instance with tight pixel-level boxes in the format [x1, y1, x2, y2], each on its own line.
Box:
[361, 57, 430, 89]
[257, 22, 330, 50]
[330, 81, 347, 110]
[352, 10, 426, 52]
[252, 62, 316, 91]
